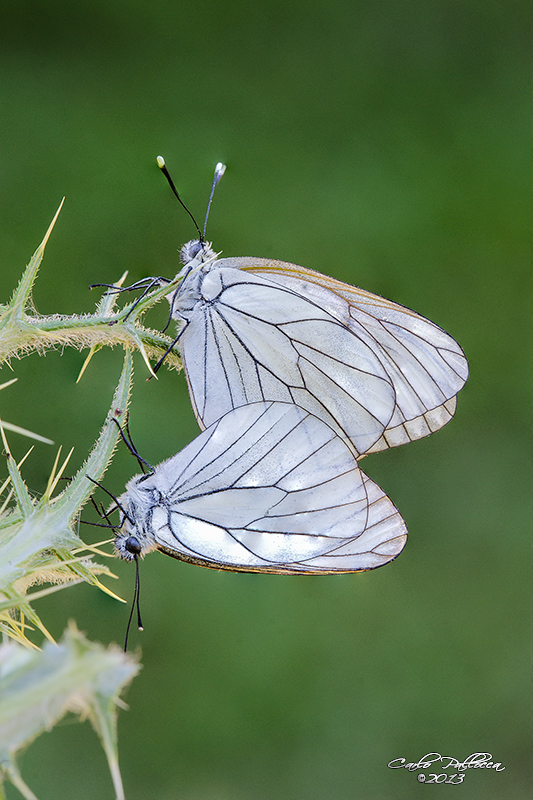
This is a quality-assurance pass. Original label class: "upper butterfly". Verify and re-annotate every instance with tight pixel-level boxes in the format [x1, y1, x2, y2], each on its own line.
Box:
[161, 159, 468, 458]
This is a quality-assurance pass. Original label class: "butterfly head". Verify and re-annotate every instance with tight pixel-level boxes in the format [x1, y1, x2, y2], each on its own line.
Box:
[114, 482, 158, 561]
[179, 239, 217, 270]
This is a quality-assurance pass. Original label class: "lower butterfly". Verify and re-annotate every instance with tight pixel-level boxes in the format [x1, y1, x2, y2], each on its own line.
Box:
[160, 161, 468, 458]
[115, 401, 407, 573]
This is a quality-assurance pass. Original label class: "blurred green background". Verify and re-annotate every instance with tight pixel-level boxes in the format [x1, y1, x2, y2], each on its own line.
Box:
[0, 1, 529, 798]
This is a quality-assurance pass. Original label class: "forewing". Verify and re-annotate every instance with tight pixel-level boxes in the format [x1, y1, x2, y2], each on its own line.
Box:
[150, 401, 407, 573]
[227, 257, 468, 452]
[178, 267, 397, 456]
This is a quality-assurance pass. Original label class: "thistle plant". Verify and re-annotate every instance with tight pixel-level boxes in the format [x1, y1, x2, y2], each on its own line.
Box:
[0, 204, 178, 798]
[0, 623, 140, 800]
[0, 351, 132, 646]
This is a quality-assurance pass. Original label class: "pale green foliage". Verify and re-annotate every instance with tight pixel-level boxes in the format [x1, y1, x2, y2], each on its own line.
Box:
[0, 351, 132, 646]
[0, 622, 140, 800]
[0, 205, 177, 796]
[0, 202, 182, 644]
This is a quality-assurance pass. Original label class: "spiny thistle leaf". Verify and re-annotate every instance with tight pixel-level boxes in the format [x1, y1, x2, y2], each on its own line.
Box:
[6, 201, 64, 321]
[0, 622, 140, 800]
[0, 352, 133, 646]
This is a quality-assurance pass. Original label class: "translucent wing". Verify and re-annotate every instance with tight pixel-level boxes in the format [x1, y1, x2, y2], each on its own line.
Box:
[227, 257, 469, 452]
[116, 402, 407, 573]
[176, 267, 397, 457]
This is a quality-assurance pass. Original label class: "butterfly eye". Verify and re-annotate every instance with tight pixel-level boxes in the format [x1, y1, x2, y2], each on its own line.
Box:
[125, 536, 142, 556]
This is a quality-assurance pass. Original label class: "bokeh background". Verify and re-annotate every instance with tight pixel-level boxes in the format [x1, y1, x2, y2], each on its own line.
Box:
[0, 1, 529, 798]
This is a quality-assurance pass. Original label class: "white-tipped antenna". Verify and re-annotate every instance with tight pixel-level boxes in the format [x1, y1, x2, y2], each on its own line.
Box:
[156, 155, 203, 240]
[203, 162, 226, 240]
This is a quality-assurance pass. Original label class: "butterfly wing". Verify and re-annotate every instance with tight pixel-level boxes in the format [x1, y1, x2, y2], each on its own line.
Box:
[143, 401, 407, 573]
[177, 267, 397, 457]
[225, 257, 468, 452]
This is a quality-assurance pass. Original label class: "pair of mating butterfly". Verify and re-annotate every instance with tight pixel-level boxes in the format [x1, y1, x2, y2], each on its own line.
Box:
[113, 157, 468, 579]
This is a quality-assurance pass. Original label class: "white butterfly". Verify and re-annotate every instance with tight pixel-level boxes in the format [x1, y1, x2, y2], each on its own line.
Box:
[166, 237, 468, 458]
[115, 402, 407, 573]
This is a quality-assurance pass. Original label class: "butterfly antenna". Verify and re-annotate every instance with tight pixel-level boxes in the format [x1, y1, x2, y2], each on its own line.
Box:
[80, 496, 117, 529]
[86, 475, 134, 524]
[124, 554, 143, 652]
[203, 162, 226, 240]
[156, 155, 203, 241]
[112, 416, 153, 474]
[81, 519, 117, 529]
[90, 495, 115, 525]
